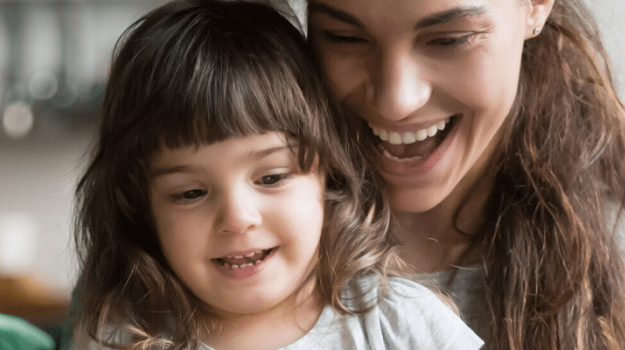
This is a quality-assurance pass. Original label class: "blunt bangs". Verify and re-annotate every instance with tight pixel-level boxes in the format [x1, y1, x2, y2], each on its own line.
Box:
[103, 0, 327, 172]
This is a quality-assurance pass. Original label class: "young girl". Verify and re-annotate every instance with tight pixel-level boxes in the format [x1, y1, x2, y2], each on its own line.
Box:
[67, 0, 483, 349]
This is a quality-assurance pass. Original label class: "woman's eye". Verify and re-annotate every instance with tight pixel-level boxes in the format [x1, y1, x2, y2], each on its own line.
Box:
[426, 34, 474, 47]
[256, 173, 290, 186]
[323, 31, 369, 45]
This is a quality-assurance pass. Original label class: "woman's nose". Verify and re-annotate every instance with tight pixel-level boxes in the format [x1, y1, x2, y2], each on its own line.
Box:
[215, 189, 262, 235]
[366, 49, 431, 122]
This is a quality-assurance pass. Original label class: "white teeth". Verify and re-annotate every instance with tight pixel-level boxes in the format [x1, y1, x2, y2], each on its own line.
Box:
[426, 125, 438, 137]
[415, 129, 428, 142]
[402, 132, 416, 144]
[225, 261, 258, 269]
[379, 129, 389, 141]
[388, 132, 402, 145]
[370, 118, 452, 145]
[225, 250, 262, 259]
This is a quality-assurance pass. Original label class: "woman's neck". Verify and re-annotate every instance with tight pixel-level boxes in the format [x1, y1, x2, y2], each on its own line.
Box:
[392, 164, 495, 273]
[199, 280, 324, 350]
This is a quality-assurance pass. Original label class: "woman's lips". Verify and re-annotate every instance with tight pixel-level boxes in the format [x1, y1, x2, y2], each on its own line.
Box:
[373, 115, 459, 160]
[374, 115, 461, 177]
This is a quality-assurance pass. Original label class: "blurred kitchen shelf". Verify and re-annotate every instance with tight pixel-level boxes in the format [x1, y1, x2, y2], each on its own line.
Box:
[0, 275, 69, 328]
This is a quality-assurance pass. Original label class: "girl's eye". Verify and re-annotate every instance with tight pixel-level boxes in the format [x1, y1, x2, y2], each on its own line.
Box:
[172, 189, 207, 202]
[323, 31, 369, 45]
[426, 34, 474, 47]
[256, 173, 290, 186]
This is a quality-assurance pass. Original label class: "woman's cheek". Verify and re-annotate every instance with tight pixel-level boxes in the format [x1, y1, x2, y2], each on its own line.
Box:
[321, 53, 365, 101]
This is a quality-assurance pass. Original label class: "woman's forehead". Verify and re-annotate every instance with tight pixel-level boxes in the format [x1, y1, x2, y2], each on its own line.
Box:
[307, 0, 516, 24]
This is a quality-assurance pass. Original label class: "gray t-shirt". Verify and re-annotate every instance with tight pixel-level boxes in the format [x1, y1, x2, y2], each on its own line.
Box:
[71, 276, 484, 350]
[413, 267, 490, 349]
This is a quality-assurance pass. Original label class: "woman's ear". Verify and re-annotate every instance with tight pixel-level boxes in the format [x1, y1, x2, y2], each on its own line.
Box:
[524, 0, 555, 39]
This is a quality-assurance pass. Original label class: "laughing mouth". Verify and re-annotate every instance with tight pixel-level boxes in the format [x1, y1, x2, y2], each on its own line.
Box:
[214, 248, 275, 270]
[371, 115, 459, 161]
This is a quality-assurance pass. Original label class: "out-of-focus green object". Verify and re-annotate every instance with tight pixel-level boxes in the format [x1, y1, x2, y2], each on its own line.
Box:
[0, 313, 55, 350]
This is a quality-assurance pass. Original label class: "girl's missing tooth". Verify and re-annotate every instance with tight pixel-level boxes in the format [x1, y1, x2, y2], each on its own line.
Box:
[67, 0, 483, 349]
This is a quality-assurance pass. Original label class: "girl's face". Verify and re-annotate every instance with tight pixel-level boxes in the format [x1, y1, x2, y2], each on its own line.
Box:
[308, 0, 549, 212]
[150, 132, 325, 319]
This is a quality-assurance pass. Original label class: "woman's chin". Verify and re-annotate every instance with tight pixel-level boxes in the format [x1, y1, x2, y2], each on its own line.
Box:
[388, 186, 446, 214]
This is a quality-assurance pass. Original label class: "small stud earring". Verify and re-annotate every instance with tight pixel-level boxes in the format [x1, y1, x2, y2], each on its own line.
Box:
[533, 27, 542, 35]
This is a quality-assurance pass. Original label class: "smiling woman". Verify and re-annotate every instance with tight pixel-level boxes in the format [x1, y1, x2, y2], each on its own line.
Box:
[307, 0, 625, 349]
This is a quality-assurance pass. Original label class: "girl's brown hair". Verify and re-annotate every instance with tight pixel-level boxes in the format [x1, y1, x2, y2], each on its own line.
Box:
[71, 0, 402, 348]
[474, 0, 625, 349]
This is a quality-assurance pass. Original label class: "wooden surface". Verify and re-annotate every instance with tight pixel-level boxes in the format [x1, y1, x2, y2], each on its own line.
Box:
[0, 275, 69, 327]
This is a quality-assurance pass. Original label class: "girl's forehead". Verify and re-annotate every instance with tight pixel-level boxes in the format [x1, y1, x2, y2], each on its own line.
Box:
[150, 132, 294, 169]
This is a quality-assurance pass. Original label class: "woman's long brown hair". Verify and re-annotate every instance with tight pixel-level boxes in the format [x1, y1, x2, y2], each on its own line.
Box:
[306, 0, 625, 348]
[475, 0, 625, 349]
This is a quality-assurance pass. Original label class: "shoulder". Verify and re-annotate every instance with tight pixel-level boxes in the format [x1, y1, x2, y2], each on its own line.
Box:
[336, 276, 484, 350]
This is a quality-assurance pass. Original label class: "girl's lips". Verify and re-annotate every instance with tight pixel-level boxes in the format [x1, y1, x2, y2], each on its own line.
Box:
[213, 247, 278, 281]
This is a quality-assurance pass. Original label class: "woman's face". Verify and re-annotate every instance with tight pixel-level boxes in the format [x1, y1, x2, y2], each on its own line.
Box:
[308, 0, 547, 212]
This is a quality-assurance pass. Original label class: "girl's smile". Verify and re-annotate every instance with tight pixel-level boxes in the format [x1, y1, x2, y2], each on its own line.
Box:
[213, 247, 278, 280]
[149, 132, 325, 318]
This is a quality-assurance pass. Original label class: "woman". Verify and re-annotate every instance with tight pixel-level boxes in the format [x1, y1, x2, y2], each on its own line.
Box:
[307, 0, 625, 349]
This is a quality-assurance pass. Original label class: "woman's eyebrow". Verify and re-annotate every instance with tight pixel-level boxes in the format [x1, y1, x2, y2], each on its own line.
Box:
[308, 2, 364, 28]
[308, 2, 486, 30]
[414, 6, 487, 29]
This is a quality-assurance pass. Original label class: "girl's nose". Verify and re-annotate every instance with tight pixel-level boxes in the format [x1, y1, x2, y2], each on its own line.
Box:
[215, 189, 262, 235]
[366, 49, 431, 122]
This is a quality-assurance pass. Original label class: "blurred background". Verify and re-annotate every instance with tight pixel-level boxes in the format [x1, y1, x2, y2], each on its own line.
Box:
[0, 0, 621, 346]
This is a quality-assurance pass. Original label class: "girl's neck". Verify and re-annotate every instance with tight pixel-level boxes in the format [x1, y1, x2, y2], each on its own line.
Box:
[199, 280, 324, 350]
[392, 160, 496, 274]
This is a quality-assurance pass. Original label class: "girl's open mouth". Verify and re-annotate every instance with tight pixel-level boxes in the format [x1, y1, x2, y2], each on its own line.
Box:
[213, 248, 278, 280]
[214, 248, 276, 269]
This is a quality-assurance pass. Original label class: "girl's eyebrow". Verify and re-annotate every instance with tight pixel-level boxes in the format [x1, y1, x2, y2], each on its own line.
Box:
[308, 2, 486, 30]
[247, 145, 295, 162]
[151, 165, 201, 179]
[151, 145, 295, 178]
